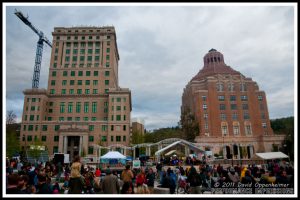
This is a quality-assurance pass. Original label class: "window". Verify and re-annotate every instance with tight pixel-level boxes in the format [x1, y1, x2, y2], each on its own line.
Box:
[78, 71, 83, 76]
[229, 95, 236, 102]
[88, 49, 93, 54]
[60, 102, 65, 113]
[70, 80, 75, 86]
[240, 83, 247, 92]
[123, 125, 127, 131]
[55, 125, 60, 131]
[242, 104, 249, 110]
[53, 63, 57, 68]
[220, 113, 226, 121]
[123, 136, 126, 142]
[95, 49, 100, 54]
[68, 102, 73, 113]
[241, 95, 248, 101]
[117, 98, 121, 102]
[261, 113, 266, 119]
[117, 106, 121, 111]
[63, 71, 68, 76]
[221, 125, 228, 136]
[78, 80, 82, 85]
[111, 115, 114, 121]
[228, 83, 234, 91]
[30, 115, 34, 121]
[84, 117, 88, 121]
[42, 136, 47, 142]
[106, 62, 110, 67]
[231, 104, 237, 110]
[102, 125, 107, 131]
[105, 71, 110, 76]
[66, 49, 70, 54]
[94, 71, 98, 76]
[218, 95, 225, 101]
[93, 89, 98, 94]
[203, 104, 207, 110]
[232, 113, 238, 120]
[92, 102, 97, 113]
[104, 108, 108, 113]
[219, 104, 226, 110]
[84, 102, 89, 113]
[88, 56, 92, 62]
[93, 80, 98, 85]
[105, 89, 109, 93]
[106, 55, 110, 60]
[71, 71, 75, 76]
[92, 117, 96, 121]
[204, 123, 208, 130]
[262, 123, 267, 128]
[89, 125, 94, 131]
[27, 135, 32, 141]
[48, 117, 52, 121]
[202, 96, 207, 101]
[96, 42, 100, 47]
[42, 125, 47, 131]
[116, 115, 121, 121]
[86, 71, 91, 76]
[204, 113, 208, 119]
[105, 80, 109, 85]
[52, 71, 56, 76]
[88, 146, 94, 154]
[258, 95, 263, 101]
[116, 136, 121, 142]
[85, 89, 90, 94]
[28, 125, 33, 131]
[80, 56, 85, 62]
[54, 136, 59, 142]
[124, 115, 126, 121]
[245, 125, 252, 135]
[73, 49, 78, 54]
[111, 136, 114, 142]
[61, 89, 66, 94]
[101, 136, 107, 142]
[77, 89, 82, 94]
[85, 80, 90, 85]
[106, 48, 110, 53]
[23, 125, 27, 131]
[53, 146, 58, 154]
[243, 112, 250, 120]
[51, 80, 55, 86]
[233, 125, 240, 135]
[62, 80, 67, 86]
[111, 125, 114, 131]
[59, 117, 64, 121]
[75, 117, 80, 121]
[123, 106, 126, 110]
[88, 42, 93, 47]
[217, 83, 224, 92]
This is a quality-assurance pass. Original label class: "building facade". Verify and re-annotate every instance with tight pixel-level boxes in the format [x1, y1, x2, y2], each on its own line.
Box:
[20, 26, 132, 161]
[181, 49, 284, 159]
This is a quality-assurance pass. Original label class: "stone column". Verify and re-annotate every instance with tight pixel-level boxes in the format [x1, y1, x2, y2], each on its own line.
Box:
[146, 146, 151, 156]
[223, 146, 226, 159]
[249, 145, 254, 158]
[63, 136, 68, 154]
[133, 148, 136, 159]
[58, 135, 64, 153]
[79, 136, 82, 156]
[237, 145, 241, 159]
[82, 135, 88, 156]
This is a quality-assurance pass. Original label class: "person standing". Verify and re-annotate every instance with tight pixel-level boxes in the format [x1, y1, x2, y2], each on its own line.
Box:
[68, 156, 85, 194]
[121, 165, 134, 184]
[146, 168, 155, 193]
[102, 169, 120, 194]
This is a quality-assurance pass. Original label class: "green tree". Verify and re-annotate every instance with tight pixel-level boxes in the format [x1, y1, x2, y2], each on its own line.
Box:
[180, 108, 199, 142]
[6, 127, 20, 158]
[27, 137, 44, 161]
[131, 130, 144, 144]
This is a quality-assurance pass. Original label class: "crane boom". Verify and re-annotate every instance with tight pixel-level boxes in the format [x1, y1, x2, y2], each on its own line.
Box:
[14, 9, 52, 88]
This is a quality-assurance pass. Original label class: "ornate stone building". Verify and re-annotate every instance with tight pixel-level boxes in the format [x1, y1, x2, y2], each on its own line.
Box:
[20, 26, 131, 161]
[181, 49, 284, 159]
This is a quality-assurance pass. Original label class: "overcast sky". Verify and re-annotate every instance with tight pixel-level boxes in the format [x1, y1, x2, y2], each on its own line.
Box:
[4, 4, 296, 131]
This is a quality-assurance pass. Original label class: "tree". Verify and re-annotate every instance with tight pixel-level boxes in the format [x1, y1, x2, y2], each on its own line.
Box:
[6, 127, 20, 158]
[6, 110, 17, 125]
[180, 108, 199, 142]
[131, 130, 145, 144]
[27, 137, 45, 161]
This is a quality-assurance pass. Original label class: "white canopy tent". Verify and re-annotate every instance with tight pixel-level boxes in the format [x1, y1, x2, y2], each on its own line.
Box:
[165, 150, 177, 156]
[100, 151, 126, 159]
[255, 152, 289, 160]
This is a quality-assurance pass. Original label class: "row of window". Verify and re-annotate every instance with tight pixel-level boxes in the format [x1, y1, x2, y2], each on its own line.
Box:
[53, 54, 109, 62]
[51, 70, 106, 77]
[203, 112, 266, 120]
[23, 124, 127, 132]
[27, 98, 41, 103]
[203, 122, 267, 131]
[51, 78, 109, 87]
[53, 62, 110, 68]
[216, 82, 248, 92]
[50, 88, 110, 95]
[202, 95, 264, 101]
[221, 124, 252, 136]
[55, 34, 110, 41]
[56, 29, 112, 34]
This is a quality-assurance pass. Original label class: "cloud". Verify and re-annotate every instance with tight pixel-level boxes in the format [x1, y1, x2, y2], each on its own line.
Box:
[4, 4, 295, 131]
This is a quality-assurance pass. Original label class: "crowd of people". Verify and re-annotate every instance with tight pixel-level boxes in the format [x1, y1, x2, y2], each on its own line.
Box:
[6, 156, 294, 195]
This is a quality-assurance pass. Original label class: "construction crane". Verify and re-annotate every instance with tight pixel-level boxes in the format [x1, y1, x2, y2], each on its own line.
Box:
[14, 9, 52, 89]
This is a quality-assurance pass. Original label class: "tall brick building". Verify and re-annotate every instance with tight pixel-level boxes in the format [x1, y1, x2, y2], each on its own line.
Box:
[181, 49, 284, 159]
[20, 26, 131, 161]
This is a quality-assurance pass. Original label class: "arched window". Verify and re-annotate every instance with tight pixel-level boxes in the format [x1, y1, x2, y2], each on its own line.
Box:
[218, 57, 221, 62]
[214, 57, 217, 62]
[240, 83, 247, 92]
[217, 83, 224, 92]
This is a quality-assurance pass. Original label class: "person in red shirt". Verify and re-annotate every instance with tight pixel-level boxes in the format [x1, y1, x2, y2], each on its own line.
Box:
[136, 168, 147, 187]
[95, 168, 101, 177]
